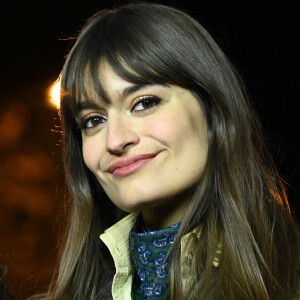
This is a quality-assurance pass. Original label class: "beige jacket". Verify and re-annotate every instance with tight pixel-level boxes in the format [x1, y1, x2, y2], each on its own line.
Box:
[100, 213, 221, 300]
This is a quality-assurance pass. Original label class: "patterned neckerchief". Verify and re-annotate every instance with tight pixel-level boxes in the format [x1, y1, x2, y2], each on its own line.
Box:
[129, 217, 181, 299]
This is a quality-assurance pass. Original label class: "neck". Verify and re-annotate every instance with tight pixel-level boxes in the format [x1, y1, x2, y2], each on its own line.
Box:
[141, 196, 189, 231]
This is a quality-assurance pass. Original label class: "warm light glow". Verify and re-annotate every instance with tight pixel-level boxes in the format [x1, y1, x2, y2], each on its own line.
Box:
[50, 79, 61, 108]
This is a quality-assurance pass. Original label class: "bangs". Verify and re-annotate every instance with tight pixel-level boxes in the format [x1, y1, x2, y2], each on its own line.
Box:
[61, 3, 207, 117]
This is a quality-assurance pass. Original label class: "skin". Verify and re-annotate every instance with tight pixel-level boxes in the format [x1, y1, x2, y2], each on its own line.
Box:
[77, 62, 208, 230]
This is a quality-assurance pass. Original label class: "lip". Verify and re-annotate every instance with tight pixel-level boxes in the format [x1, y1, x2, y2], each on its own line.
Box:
[107, 153, 159, 177]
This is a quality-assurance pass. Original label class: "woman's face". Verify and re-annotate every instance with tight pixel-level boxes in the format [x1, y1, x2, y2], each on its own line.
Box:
[76, 62, 208, 214]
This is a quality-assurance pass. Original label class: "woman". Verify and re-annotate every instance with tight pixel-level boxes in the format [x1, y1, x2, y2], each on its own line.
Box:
[36, 2, 299, 299]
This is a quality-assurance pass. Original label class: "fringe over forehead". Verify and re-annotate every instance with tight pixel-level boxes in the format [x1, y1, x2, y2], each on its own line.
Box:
[60, 2, 228, 117]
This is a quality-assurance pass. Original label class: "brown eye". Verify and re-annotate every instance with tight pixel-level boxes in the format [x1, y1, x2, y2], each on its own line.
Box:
[88, 117, 102, 127]
[132, 96, 161, 112]
[82, 116, 106, 129]
[141, 99, 155, 109]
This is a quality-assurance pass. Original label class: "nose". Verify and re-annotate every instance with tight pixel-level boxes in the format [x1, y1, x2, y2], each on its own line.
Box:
[105, 113, 140, 154]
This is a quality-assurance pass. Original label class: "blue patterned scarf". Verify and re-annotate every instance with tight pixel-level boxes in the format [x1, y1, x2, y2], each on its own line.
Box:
[129, 217, 181, 299]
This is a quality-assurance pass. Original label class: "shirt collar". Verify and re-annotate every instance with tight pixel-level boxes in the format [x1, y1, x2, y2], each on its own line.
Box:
[99, 214, 221, 270]
[100, 213, 139, 268]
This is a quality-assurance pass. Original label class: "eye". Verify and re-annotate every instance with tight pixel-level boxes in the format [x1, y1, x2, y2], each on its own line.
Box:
[77, 115, 107, 130]
[131, 96, 161, 112]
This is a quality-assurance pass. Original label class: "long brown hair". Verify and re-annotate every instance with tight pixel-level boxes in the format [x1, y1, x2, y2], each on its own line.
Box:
[35, 2, 299, 299]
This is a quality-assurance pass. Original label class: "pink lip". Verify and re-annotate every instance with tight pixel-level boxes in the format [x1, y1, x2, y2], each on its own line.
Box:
[107, 153, 159, 177]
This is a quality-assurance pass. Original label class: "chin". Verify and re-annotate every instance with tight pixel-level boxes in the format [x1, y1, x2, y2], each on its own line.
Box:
[109, 187, 188, 214]
[112, 196, 159, 213]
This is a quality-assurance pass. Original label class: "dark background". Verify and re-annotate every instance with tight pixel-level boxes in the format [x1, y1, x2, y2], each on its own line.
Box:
[0, 1, 299, 299]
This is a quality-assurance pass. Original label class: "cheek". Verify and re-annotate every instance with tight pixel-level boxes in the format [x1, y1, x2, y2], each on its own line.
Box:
[82, 137, 102, 172]
[142, 114, 179, 141]
[147, 108, 208, 172]
[144, 111, 202, 147]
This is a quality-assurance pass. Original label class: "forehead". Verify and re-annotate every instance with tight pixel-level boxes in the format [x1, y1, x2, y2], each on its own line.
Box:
[75, 62, 162, 113]
[83, 61, 132, 100]
[75, 61, 117, 108]
[81, 62, 152, 103]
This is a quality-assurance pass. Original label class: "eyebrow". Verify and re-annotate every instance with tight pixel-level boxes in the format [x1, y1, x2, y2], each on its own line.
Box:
[76, 83, 153, 114]
[121, 83, 151, 97]
[76, 100, 100, 114]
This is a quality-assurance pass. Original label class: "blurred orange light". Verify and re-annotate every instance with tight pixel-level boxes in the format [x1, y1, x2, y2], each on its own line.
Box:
[50, 79, 61, 109]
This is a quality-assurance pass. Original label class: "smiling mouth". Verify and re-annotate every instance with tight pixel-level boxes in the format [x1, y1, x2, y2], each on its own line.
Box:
[107, 153, 159, 177]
